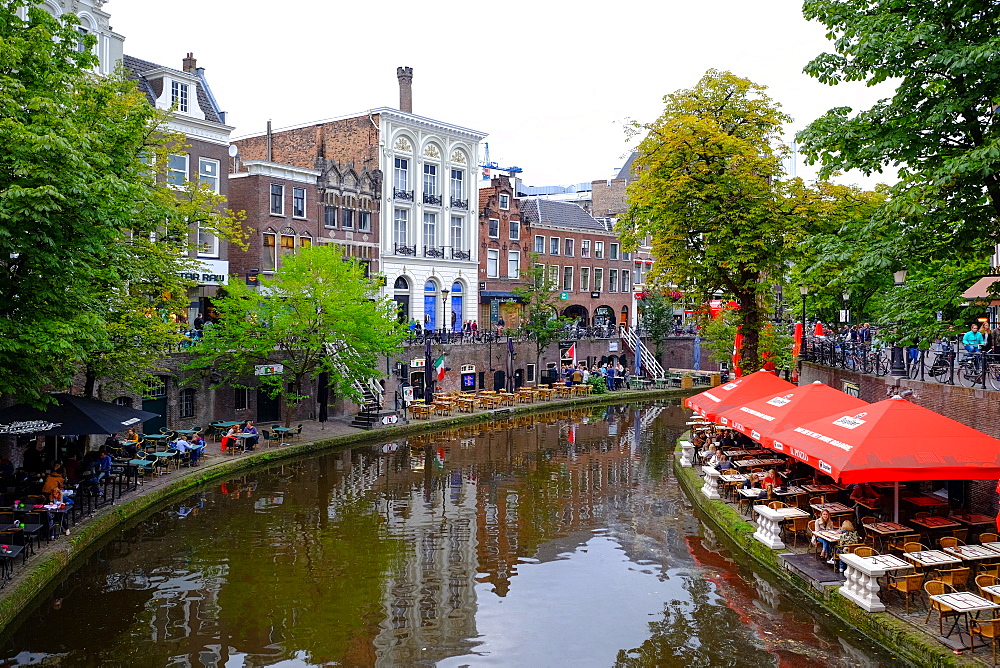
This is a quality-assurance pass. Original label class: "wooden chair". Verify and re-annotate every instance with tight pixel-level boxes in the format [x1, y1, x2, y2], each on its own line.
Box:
[807, 520, 822, 559]
[834, 543, 864, 572]
[888, 533, 921, 553]
[887, 573, 925, 614]
[925, 580, 963, 635]
[977, 574, 1000, 603]
[935, 567, 971, 591]
[860, 515, 878, 528]
[970, 617, 1000, 665]
[980, 532, 999, 544]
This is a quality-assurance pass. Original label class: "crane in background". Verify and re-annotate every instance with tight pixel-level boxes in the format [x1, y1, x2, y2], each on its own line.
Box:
[480, 142, 522, 180]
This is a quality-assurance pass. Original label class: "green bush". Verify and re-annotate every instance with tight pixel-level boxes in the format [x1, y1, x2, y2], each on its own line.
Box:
[586, 376, 607, 394]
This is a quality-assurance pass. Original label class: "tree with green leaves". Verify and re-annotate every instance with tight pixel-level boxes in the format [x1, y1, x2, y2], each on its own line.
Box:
[638, 284, 679, 363]
[186, 245, 405, 426]
[619, 70, 803, 373]
[513, 256, 568, 374]
[0, 0, 245, 404]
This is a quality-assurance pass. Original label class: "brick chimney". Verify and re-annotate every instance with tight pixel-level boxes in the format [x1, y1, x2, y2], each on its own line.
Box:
[397, 66, 413, 114]
[182, 52, 197, 73]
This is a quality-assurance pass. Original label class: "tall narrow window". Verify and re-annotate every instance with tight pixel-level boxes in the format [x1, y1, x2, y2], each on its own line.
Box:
[423, 213, 437, 249]
[423, 164, 437, 195]
[487, 249, 499, 277]
[488, 218, 499, 238]
[610, 243, 619, 260]
[508, 251, 520, 279]
[292, 188, 306, 218]
[609, 269, 618, 293]
[580, 267, 591, 292]
[562, 266, 573, 291]
[167, 154, 188, 187]
[263, 233, 277, 271]
[594, 268, 604, 292]
[534, 235, 545, 253]
[581, 239, 591, 258]
[342, 208, 354, 229]
[324, 206, 337, 228]
[234, 387, 249, 411]
[499, 193, 510, 210]
[270, 184, 284, 215]
[550, 237, 560, 255]
[280, 233, 295, 263]
[198, 158, 219, 193]
[621, 270, 630, 293]
[393, 209, 408, 247]
[451, 216, 464, 251]
[594, 241, 605, 259]
[197, 225, 218, 257]
[179, 388, 195, 418]
[394, 158, 409, 192]
[171, 81, 189, 113]
[509, 219, 520, 240]
[451, 169, 464, 202]
[564, 239, 574, 257]
[548, 265, 559, 284]
[358, 210, 372, 232]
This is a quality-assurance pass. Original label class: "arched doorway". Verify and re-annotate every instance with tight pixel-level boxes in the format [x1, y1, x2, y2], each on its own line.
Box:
[424, 279, 438, 331]
[563, 304, 589, 326]
[451, 281, 463, 332]
[620, 305, 629, 329]
[594, 305, 614, 331]
[493, 370, 506, 392]
[393, 276, 410, 323]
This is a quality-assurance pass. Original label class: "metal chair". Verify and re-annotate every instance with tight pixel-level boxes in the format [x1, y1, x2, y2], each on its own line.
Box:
[925, 580, 962, 635]
[887, 573, 925, 614]
[977, 574, 1000, 603]
[970, 617, 1000, 665]
[935, 567, 971, 591]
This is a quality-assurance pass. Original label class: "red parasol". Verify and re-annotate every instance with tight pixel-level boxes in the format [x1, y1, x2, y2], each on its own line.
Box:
[715, 381, 868, 450]
[770, 395, 1000, 484]
[684, 370, 796, 422]
[813, 321, 824, 336]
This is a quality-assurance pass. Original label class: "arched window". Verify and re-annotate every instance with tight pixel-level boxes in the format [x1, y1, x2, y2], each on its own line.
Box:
[394, 276, 409, 290]
[424, 280, 439, 330]
[451, 282, 463, 293]
[425, 279, 438, 292]
[450, 282, 464, 332]
[393, 276, 410, 323]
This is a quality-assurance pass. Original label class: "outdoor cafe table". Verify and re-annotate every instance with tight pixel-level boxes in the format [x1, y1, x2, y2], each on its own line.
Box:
[903, 495, 950, 509]
[723, 450, 749, 457]
[903, 549, 963, 572]
[733, 459, 764, 469]
[979, 542, 1000, 555]
[927, 592, 999, 645]
[910, 516, 962, 531]
[456, 396, 477, 413]
[839, 553, 917, 612]
[951, 513, 996, 527]
[810, 502, 854, 517]
[753, 505, 810, 549]
[943, 544, 1000, 567]
[774, 485, 806, 497]
[0, 545, 25, 580]
[720, 473, 748, 483]
[408, 404, 433, 420]
[173, 428, 200, 436]
[755, 458, 786, 467]
[802, 484, 844, 494]
[863, 521, 913, 549]
[152, 450, 180, 469]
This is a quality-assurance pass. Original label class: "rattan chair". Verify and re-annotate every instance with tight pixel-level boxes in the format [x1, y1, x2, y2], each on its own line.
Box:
[953, 528, 969, 543]
[768, 500, 786, 510]
[809, 496, 825, 506]
[888, 533, 922, 553]
[786, 516, 811, 547]
[935, 567, 971, 591]
[938, 536, 963, 550]
[970, 618, 1000, 664]
[903, 542, 928, 553]
[925, 580, 962, 635]
[887, 573, 925, 614]
[979, 532, 999, 544]
[854, 546, 878, 558]
[914, 511, 931, 520]
[977, 574, 1000, 603]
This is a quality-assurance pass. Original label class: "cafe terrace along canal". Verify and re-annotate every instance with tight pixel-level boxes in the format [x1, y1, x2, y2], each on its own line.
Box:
[0, 400, 895, 666]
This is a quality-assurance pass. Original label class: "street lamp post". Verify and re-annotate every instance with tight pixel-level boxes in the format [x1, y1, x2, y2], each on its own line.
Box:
[799, 284, 808, 327]
[891, 269, 907, 377]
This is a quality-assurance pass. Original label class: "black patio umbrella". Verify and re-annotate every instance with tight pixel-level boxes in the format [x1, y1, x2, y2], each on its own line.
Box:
[0, 394, 160, 436]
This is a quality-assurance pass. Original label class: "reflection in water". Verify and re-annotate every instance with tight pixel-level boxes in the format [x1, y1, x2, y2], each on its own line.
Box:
[0, 401, 890, 667]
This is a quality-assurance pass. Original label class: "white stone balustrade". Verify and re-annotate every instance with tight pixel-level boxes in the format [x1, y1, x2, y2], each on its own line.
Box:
[680, 440, 694, 467]
[701, 465, 721, 499]
[752, 505, 809, 550]
[838, 553, 912, 612]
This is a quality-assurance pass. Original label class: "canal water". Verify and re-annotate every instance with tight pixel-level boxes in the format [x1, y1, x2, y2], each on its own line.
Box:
[0, 400, 895, 667]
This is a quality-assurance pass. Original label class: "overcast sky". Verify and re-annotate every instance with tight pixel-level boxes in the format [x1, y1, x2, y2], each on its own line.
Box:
[107, 0, 893, 189]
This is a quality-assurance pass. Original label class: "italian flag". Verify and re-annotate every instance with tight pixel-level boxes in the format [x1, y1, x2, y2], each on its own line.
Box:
[433, 355, 446, 381]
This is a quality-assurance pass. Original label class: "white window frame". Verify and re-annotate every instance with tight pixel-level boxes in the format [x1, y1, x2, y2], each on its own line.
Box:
[507, 251, 520, 279]
[609, 268, 618, 293]
[562, 266, 573, 291]
[488, 218, 500, 238]
[610, 243, 619, 260]
[594, 241, 605, 259]
[423, 163, 438, 196]
[534, 235, 545, 253]
[358, 210, 372, 232]
[580, 267, 591, 292]
[564, 238, 574, 257]
[270, 183, 284, 215]
[509, 219, 520, 240]
[198, 157, 219, 194]
[171, 81, 189, 113]
[499, 193, 510, 210]
[527, 363, 536, 382]
[621, 269, 630, 293]
[549, 237, 560, 256]
[292, 187, 306, 218]
[197, 224, 218, 258]
[594, 268, 604, 292]
[581, 239, 591, 258]
[423, 212, 437, 249]
[263, 233, 277, 272]
[167, 154, 188, 188]
[487, 249, 500, 278]
[451, 216, 465, 251]
[394, 157, 409, 192]
[324, 205, 337, 229]
[548, 264, 559, 284]
[451, 169, 464, 201]
[393, 208, 408, 246]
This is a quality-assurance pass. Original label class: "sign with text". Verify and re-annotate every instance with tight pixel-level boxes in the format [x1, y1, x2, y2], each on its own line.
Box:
[841, 380, 860, 398]
[178, 259, 229, 286]
[254, 364, 284, 376]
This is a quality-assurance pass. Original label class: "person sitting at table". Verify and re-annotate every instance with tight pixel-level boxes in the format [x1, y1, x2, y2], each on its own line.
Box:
[850, 483, 883, 522]
[718, 433, 736, 451]
[96, 448, 112, 482]
[42, 461, 67, 503]
[762, 468, 781, 489]
[22, 441, 48, 475]
[221, 426, 239, 452]
[712, 452, 730, 470]
[741, 474, 766, 498]
[187, 434, 205, 465]
[834, 520, 861, 572]
[241, 421, 259, 450]
[813, 508, 837, 562]
[63, 452, 83, 484]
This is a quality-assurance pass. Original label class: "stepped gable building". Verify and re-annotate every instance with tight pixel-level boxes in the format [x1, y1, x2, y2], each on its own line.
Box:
[517, 197, 635, 331]
[231, 68, 486, 332]
[477, 175, 526, 329]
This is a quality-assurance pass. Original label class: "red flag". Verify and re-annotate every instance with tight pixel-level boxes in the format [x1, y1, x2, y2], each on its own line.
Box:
[733, 327, 743, 378]
[567, 343, 576, 366]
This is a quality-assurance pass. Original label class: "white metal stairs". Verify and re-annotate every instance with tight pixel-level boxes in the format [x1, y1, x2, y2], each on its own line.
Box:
[620, 327, 666, 378]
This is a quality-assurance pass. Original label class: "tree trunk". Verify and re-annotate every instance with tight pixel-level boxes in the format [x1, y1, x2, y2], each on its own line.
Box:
[83, 368, 97, 398]
[737, 297, 763, 374]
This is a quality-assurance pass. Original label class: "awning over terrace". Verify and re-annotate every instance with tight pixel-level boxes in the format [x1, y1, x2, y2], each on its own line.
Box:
[684, 370, 796, 422]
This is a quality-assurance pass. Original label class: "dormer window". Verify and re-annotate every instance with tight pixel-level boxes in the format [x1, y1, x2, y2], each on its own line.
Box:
[171, 81, 189, 113]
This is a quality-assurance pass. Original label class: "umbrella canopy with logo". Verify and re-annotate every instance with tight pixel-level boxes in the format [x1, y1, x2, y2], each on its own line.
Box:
[684, 370, 796, 422]
[770, 395, 1000, 484]
[715, 381, 868, 451]
[0, 394, 160, 436]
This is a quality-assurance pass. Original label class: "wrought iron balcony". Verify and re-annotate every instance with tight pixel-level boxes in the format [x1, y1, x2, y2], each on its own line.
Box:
[393, 188, 414, 202]
[423, 193, 442, 205]
[450, 197, 468, 210]
[424, 246, 446, 258]
[452, 249, 471, 261]
[393, 243, 416, 256]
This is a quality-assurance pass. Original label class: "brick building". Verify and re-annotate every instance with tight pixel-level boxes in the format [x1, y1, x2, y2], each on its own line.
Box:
[477, 175, 526, 328]
[232, 68, 486, 331]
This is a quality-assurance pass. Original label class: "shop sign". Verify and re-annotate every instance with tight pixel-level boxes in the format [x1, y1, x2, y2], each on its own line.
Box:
[490, 299, 500, 323]
[841, 380, 860, 398]
[178, 259, 229, 286]
[381, 415, 398, 425]
[591, 292, 600, 298]
[609, 342, 619, 352]
[411, 358, 426, 368]
[255, 364, 283, 376]
[560, 292, 569, 300]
